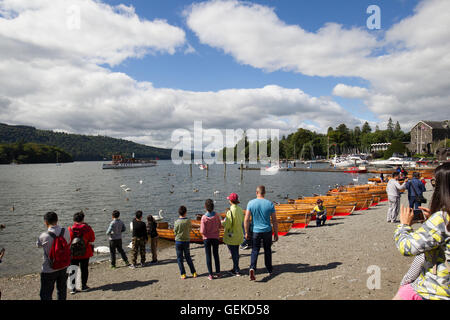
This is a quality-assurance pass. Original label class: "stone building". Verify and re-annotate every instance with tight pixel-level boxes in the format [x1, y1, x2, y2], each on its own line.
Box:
[409, 120, 450, 155]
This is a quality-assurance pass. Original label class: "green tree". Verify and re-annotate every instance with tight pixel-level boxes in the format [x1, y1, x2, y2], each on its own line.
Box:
[384, 140, 407, 159]
[362, 122, 372, 135]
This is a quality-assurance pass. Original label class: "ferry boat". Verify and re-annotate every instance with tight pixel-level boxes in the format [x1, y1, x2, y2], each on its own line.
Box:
[102, 154, 157, 169]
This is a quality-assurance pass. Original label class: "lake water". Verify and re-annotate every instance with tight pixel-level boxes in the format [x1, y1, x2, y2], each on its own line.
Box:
[0, 160, 370, 277]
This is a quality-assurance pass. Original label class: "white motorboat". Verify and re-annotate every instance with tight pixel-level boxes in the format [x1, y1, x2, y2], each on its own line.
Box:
[369, 157, 417, 168]
[331, 155, 368, 168]
[265, 165, 280, 173]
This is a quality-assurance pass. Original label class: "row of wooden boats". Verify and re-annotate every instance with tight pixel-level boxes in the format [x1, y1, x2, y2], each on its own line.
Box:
[368, 168, 435, 181]
[155, 182, 393, 243]
[274, 183, 388, 229]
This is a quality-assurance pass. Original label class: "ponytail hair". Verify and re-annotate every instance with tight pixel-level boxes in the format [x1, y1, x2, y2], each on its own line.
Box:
[429, 162, 450, 231]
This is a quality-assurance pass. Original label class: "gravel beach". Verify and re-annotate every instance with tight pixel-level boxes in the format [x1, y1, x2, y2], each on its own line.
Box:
[1, 188, 431, 300]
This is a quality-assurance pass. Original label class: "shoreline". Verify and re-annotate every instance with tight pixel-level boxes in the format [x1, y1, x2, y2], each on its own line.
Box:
[0, 190, 431, 300]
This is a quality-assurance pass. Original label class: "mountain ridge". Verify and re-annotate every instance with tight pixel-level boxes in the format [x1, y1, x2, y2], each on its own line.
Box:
[0, 123, 172, 161]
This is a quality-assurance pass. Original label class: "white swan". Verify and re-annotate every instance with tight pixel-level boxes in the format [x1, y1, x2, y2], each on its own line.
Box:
[94, 246, 110, 254]
[153, 210, 164, 221]
[213, 190, 220, 195]
[120, 185, 127, 188]
[139, 180, 143, 184]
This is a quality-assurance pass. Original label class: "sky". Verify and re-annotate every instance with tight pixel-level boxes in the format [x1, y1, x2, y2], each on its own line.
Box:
[0, 0, 449, 149]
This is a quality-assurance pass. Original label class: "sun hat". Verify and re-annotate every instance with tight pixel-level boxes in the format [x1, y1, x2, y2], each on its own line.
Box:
[227, 193, 240, 203]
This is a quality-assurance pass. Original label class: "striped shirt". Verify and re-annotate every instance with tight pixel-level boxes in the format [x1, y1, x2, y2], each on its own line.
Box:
[394, 211, 450, 300]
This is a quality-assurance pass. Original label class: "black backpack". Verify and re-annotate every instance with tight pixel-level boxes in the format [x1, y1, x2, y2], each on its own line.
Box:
[70, 228, 87, 258]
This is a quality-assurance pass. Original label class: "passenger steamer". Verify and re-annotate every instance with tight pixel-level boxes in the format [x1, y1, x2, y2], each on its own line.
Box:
[102, 154, 157, 169]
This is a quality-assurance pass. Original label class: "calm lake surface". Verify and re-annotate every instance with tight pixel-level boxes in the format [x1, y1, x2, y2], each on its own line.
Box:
[0, 160, 370, 277]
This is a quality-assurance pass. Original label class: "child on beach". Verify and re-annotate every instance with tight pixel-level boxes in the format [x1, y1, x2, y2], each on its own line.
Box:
[146, 215, 159, 263]
[222, 193, 244, 276]
[313, 199, 327, 227]
[174, 206, 197, 279]
[129, 210, 148, 268]
[68, 211, 95, 294]
[106, 210, 130, 269]
[200, 199, 222, 280]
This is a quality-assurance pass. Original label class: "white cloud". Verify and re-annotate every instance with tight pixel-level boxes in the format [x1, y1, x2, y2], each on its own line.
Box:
[333, 84, 369, 99]
[0, 0, 366, 148]
[0, 0, 186, 66]
[0, 55, 360, 147]
[185, 0, 450, 129]
[185, 0, 377, 77]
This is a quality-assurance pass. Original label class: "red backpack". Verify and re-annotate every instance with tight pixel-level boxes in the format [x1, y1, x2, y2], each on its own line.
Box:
[48, 228, 71, 270]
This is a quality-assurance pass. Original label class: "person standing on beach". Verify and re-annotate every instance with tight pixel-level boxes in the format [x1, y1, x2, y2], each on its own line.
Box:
[69, 211, 95, 294]
[200, 199, 222, 280]
[129, 210, 148, 268]
[245, 185, 279, 281]
[222, 193, 245, 276]
[393, 162, 450, 300]
[147, 215, 159, 263]
[174, 206, 197, 279]
[106, 210, 130, 269]
[386, 172, 407, 223]
[37, 212, 71, 300]
[405, 172, 426, 210]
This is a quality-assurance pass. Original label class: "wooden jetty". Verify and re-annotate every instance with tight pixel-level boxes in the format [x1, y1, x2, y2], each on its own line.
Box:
[238, 166, 360, 173]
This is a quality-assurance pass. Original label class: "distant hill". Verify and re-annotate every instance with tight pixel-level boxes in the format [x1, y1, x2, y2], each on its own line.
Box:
[0, 142, 73, 164]
[0, 123, 172, 161]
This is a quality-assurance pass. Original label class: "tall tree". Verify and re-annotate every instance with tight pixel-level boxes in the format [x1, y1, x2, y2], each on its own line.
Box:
[361, 122, 372, 134]
[387, 118, 394, 132]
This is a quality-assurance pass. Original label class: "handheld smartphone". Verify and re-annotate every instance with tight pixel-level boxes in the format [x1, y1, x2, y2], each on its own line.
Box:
[413, 209, 425, 222]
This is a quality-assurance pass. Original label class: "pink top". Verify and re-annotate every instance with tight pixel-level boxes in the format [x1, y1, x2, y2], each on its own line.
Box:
[200, 214, 221, 240]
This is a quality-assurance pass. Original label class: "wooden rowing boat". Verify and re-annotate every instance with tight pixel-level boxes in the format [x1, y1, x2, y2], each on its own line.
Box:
[156, 223, 225, 243]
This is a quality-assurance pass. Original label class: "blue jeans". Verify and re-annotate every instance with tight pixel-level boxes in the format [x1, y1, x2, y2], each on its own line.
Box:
[227, 245, 240, 273]
[408, 196, 420, 210]
[175, 241, 196, 275]
[204, 239, 220, 275]
[316, 215, 327, 227]
[250, 232, 273, 273]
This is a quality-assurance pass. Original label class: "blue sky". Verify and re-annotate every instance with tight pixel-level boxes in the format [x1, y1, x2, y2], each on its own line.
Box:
[105, 0, 419, 122]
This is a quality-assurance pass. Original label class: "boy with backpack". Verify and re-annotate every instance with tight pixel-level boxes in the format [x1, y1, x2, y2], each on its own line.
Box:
[106, 210, 130, 269]
[36, 212, 71, 300]
[68, 211, 95, 294]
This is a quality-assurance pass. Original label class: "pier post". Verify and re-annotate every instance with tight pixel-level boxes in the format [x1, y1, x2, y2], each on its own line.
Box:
[240, 162, 243, 180]
[190, 163, 192, 177]
[206, 164, 209, 178]
[224, 162, 227, 178]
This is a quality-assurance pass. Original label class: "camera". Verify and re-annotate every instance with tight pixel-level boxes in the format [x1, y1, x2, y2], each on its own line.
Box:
[413, 209, 425, 223]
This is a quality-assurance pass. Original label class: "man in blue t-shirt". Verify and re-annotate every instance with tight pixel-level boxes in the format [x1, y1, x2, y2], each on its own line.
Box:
[244, 185, 278, 281]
